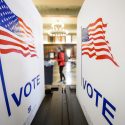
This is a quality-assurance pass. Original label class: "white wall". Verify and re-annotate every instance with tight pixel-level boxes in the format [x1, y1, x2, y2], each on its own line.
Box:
[0, 0, 44, 125]
[76, 0, 125, 125]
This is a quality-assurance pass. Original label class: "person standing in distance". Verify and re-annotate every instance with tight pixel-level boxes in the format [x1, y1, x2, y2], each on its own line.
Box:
[56, 46, 66, 83]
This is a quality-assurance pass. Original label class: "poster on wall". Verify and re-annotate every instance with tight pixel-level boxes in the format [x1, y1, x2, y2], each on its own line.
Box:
[81, 17, 119, 125]
[0, 0, 44, 125]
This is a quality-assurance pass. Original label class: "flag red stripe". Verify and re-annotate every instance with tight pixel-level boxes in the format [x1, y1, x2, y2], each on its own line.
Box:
[18, 17, 32, 32]
[0, 30, 24, 44]
[93, 41, 109, 46]
[89, 31, 105, 36]
[82, 41, 111, 50]
[20, 30, 29, 37]
[88, 25, 106, 33]
[88, 18, 107, 28]
[0, 30, 35, 48]
[29, 49, 36, 52]
[82, 41, 109, 46]
[0, 39, 28, 50]
[31, 54, 37, 57]
[96, 55, 119, 67]
[29, 45, 35, 49]
[19, 23, 33, 37]
[19, 23, 32, 34]
[0, 40, 36, 53]
[82, 52, 96, 58]
[82, 47, 111, 53]
[82, 41, 110, 48]
[1, 49, 37, 57]
[89, 36, 105, 41]
[82, 42, 93, 46]
[94, 42, 111, 50]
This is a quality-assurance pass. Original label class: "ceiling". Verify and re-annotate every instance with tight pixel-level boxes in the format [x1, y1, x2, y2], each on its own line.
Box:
[32, 0, 84, 35]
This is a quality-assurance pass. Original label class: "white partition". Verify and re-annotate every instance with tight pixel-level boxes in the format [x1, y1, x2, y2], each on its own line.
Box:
[0, 0, 45, 125]
[76, 0, 125, 125]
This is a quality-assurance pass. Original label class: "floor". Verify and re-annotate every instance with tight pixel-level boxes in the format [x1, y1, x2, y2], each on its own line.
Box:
[53, 61, 76, 85]
[31, 61, 88, 125]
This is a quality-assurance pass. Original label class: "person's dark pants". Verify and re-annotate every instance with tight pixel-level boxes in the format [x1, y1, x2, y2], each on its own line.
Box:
[59, 66, 65, 81]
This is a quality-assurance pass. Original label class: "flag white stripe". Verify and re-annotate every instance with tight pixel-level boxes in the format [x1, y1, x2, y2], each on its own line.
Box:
[88, 21, 106, 30]
[19, 21, 32, 34]
[0, 26, 35, 47]
[1, 44, 36, 54]
[0, 35, 36, 50]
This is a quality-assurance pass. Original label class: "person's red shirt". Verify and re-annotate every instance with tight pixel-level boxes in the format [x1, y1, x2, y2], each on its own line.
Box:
[57, 52, 65, 66]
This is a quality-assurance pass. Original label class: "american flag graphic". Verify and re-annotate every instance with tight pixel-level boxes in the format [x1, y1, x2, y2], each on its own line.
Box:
[0, 0, 37, 57]
[82, 18, 119, 67]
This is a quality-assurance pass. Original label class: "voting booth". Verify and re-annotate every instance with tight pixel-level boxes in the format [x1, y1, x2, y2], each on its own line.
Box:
[0, 0, 45, 125]
[76, 0, 125, 125]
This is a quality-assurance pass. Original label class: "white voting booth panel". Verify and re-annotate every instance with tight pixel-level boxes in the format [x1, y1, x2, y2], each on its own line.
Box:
[0, 0, 45, 125]
[76, 0, 125, 125]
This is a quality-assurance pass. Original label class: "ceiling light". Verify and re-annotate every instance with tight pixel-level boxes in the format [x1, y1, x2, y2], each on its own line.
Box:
[48, 21, 68, 36]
